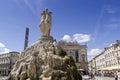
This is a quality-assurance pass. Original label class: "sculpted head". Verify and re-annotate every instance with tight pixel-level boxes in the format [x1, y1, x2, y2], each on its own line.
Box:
[41, 11, 45, 15]
[45, 8, 48, 11]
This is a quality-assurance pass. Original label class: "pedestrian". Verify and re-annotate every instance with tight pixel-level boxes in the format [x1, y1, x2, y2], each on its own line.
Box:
[89, 71, 94, 79]
[81, 71, 83, 76]
[115, 72, 118, 80]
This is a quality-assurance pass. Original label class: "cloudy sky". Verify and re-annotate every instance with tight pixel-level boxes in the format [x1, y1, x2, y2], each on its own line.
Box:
[0, 0, 120, 60]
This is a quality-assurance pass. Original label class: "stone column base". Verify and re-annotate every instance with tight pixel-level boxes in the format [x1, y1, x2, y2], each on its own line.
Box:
[38, 35, 54, 42]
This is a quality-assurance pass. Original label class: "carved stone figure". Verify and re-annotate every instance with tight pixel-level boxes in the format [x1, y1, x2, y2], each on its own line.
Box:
[7, 9, 82, 80]
[40, 8, 52, 36]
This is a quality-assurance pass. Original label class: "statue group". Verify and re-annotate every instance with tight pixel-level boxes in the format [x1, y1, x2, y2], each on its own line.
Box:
[7, 9, 82, 80]
[39, 9, 52, 36]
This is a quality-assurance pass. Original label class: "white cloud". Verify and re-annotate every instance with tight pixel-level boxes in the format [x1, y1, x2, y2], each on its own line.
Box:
[87, 48, 102, 61]
[0, 43, 5, 47]
[88, 48, 102, 56]
[0, 42, 10, 54]
[109, 44, 113, 46]
[62, 35, 71, 42]
[88, 56, 95, 62]
[73, 34, 90, 43]
[62, 34, 91, 43]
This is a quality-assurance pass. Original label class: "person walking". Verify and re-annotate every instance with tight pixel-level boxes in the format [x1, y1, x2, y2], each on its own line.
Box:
[115, 72, 118, 80]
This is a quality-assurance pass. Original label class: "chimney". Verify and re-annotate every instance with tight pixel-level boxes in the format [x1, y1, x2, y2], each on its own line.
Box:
[24, 27, 29, 50]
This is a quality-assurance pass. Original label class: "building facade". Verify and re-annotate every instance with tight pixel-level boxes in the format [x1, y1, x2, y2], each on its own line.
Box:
[89, 40, 120, 77]
[88, 57, 96, 74]
[88, 60, 92, 72]
[58, 41, 88, 74]
[0, 51, 20, 76]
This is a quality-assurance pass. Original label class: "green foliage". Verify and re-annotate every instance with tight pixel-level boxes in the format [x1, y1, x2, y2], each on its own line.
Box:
[7, 76, 11, 80]
[70, 66, 76, 71]
[66, 56, 82, 80]
[51, 71, 68, 80]
[60, 77, 68, 80]
[61, 50, 67, 57]
[57, 50, 67, 58]
[20, 73, 28, 80]
[6, 75, 13, 80]
[33, 74, 39, 80]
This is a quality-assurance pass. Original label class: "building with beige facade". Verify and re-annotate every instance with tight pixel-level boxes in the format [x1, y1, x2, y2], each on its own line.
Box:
[89, 40, 120, 77]
[58, 41, 88, 74]
[0, 51, 20, 76]
[88, 57, 96, 74]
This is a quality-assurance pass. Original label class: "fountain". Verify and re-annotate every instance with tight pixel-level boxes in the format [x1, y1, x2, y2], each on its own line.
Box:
[7, 9, 82, 80]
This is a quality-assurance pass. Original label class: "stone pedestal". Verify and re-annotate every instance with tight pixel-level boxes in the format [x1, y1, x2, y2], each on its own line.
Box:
[39, 35, 54, 42]
[7, 37, 82, 80]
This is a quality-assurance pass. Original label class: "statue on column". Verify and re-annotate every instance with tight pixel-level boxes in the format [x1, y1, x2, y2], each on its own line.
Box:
[39, 8, 52, 36]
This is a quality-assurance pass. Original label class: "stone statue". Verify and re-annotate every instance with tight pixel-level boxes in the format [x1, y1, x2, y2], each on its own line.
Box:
[39, 8, 52, 36]
[7, 9, 82, 80]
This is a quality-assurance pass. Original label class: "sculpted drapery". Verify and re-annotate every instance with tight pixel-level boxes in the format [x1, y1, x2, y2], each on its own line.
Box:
[39, 9, 52, 36]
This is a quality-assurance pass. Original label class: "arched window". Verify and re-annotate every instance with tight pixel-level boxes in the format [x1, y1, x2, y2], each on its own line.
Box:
[82, 55, 85, 62]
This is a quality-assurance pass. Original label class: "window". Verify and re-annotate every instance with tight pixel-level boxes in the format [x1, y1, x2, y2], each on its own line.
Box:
[75, 50, 79, 62]
[82, 55, 85, 62]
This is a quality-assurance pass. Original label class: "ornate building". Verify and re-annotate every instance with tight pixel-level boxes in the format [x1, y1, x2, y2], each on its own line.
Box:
[58, 41, 88, 74]
[0, 51, 20, 76]
[89, 40, 120, 77]
[88, 57, 96, 74]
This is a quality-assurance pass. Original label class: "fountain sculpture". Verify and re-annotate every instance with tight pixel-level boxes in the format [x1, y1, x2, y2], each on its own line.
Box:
[7, 9, 82, 80]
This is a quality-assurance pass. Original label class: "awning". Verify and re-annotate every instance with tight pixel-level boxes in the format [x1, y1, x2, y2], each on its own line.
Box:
[102, 66, 120, 71]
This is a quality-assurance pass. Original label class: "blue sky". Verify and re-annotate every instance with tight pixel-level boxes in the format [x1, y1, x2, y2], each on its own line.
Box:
[0, 0, 120, 60]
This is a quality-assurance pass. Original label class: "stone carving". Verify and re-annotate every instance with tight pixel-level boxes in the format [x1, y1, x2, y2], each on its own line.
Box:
[40, 8, 52, 36]
[7, 9, 82, 80]
[7, 40, 82, 80]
